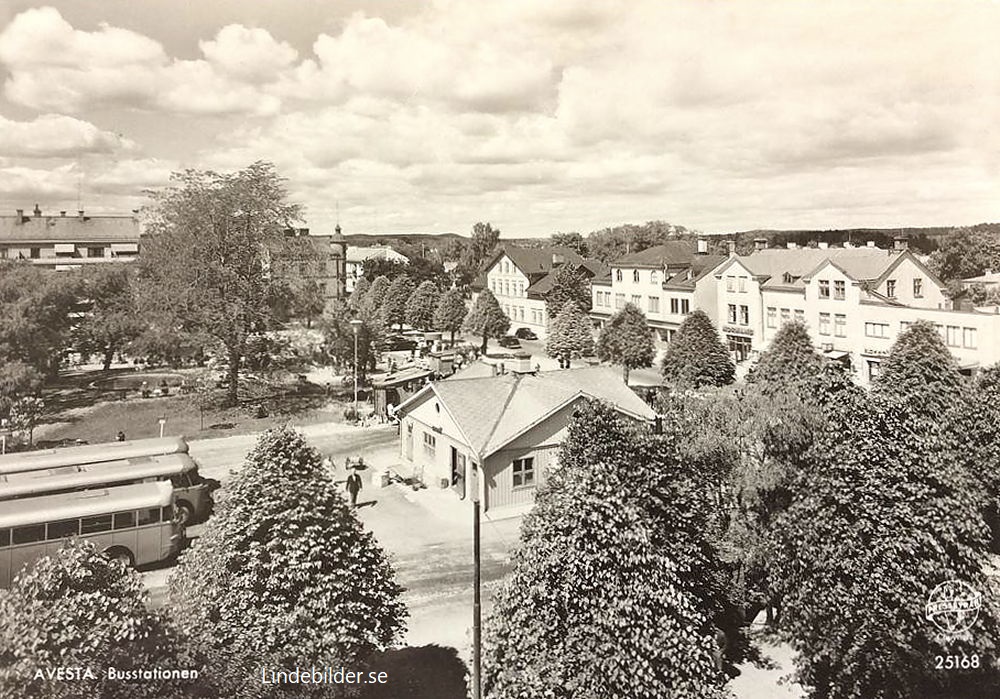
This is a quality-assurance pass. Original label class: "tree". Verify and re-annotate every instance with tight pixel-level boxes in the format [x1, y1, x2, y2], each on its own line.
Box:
[484, 401, 733, 698]
[550, 231, 588, 256]
[0, 360, 43, 417]
[381, 274, 416, 331]
[405, 280, 441, 331]
[772, 391, 1000, 698]
[168, 427, 406, 698]
[745, 321, 825, 393]
[456, 222, 500, 286]
[348, 277, 371, 311]
[8, 395, 43, 447]
[926, 226, 1000, 282]
[0, 261, 76, 377]
[362, 257, 408, 282]
[292, 279, 326, 328]
[545, 301, 594, 368]
[136, 162, 305, 406]
[0, 539, 199, 699]
[362, 275, 391, 319]
[544, 263, 592, 320]
[433, 288, 467, 347]
[463, 289, 510, 354]
[595, 303, 654, 383]
[72, 264, 143, 371]
[660, 310, 734, 389]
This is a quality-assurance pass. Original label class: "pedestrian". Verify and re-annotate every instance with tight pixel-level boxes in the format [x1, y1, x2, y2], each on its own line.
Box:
[346, 468, 362, 508]
[116, 431, 126, 442]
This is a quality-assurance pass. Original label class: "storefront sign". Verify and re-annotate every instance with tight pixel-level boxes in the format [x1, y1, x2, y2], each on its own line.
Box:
[723, 325, 754, 337]
[863, 348, 891, 357]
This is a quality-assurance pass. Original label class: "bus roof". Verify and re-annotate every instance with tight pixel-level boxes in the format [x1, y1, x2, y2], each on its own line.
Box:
[0, 453, 197, 500]
[0, 482, 173, 529]
[0, 436, 189, 475]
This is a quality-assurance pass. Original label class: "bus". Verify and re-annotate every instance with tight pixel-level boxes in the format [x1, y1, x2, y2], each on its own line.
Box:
[0, 482, 183, 588]
[0, 453, 214, 525]
[0, 436, 189, 476]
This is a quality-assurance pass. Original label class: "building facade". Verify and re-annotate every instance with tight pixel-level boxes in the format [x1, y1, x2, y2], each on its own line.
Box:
[0, 205, 141, 270]
[345, 244, 409, 293]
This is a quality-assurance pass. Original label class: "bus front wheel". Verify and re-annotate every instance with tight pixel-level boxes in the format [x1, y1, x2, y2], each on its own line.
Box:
[176, 501, 194, 526]
[105, 547, 135, 568]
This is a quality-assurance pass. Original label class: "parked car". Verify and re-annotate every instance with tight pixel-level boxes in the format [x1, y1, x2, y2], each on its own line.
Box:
[381, 335, 418, 352]
[498, 336, 522, 349]
[514, 327, 538, 340]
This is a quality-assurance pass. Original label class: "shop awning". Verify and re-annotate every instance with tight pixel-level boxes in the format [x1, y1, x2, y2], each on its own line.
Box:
[825, 350, 850, 360]
[53, 243, 75, 253]
[958, 360, 980, 371]
[111, 242, 139, 253]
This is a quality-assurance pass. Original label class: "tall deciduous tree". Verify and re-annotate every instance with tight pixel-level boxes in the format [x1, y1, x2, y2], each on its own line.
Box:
[381, 274, 416, 331]
[348, 276, 371, 311]
[463, 289, 510, 354]
[433, 288, 467, 346]
[745, 321, 825, 393]
[0, 539, 199, 699]
[0, 261, 76, 377]
[362, 275, 391, 320]
[544, 263, 592, 319]
[660, 310, 734, 389]
[550, 231, 588, 256]
[168, 427, 406, 698]
[456, 222, 500, 286]
[545, 301, 594, 368]
[292, 279, 326, 329]
[405, 280, 440, 331]
[72, 264, 143, 371]
[137, 162, 304, 406]
[595, 303, 654, 383]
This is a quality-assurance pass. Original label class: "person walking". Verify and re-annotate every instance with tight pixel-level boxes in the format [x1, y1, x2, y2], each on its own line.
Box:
[346, 468, 363, 508]
[116, 431, 126, 442]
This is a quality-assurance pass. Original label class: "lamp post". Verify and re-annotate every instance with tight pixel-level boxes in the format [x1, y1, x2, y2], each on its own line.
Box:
[350, 319, 363, 416]
[471, 462, 482, 699]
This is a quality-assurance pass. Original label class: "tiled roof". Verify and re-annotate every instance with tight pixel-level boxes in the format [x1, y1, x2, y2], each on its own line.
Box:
[663, 254, 726, 289]
[612, 241, 696, 268]
[346, 245, 408, 264]
[0, 214, 140, 243]
[736, 247, 903, 289]
[501, 245, 586, 277]
[525, 258, 608, 297]
[401, 365, 655, 457]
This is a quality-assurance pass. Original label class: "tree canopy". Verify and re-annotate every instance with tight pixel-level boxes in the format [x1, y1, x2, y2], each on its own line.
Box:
[545, 300, 594, 367]
[0, 261, 75, 379]
[660, 310, 734, 389]
[544, 263, 592, 318]
[72, 264, 142, 371]
[745, 321, 825, 393]
[405, 280, 440, 331]
[433, 287, 467, 346]
[455, 222, 500, 286]
[463, 289, 510, 353]
[595, 303, 654, 383]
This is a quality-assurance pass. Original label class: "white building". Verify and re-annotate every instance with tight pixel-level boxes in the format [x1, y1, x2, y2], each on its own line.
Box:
[0, 205, 140, 270]
[345, 245, 409, 292]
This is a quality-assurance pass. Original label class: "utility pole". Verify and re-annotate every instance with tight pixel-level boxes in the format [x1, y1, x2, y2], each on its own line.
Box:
[472, 462, 482, 699]
[350, 319, 363, 416]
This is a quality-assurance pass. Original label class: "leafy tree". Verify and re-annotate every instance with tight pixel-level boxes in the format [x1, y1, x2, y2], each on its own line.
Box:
[544, 263, 592, 320]
[660, 310, 734, 389]
[772, 391, 1000, 699]
[381, 274, 416, 331]
[745, 321, 825, 393]
[168, 427, 406, 698]
[595, 303, 654, 383]
[484, 401, 732, 698]
[362, 275, 391, 319]
[323, 304, 377, 381]
[8, 395, 44, 447]
[926, 226, 1000, 282]
[433, 288, 467, 346]
[545, 301, 594, 368]
[586, 221, 690, 263]
[550, 231, 588, 256]
[72, 264, 143, 371]
[405, 280, 440, 331]
[0, 539, 201, 699]
[456, 222, 500, 286]
[136, 162, 305, 406]
[0, 261, 76, 377]
[463, 289, 510, 354]
[348, 276, 371, 311]
[362, 257, 408, 282]
[293, 279, 326, 328]
[0, 360, 43, 417]
[871, 319, 968, 419]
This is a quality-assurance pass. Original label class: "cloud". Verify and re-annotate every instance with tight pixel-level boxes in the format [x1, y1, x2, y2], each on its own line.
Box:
[200, 24, 298, 83]
[0, 113, 134, 157]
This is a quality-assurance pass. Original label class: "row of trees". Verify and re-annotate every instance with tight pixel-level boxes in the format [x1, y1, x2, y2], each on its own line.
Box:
[0, 427, 407, 699]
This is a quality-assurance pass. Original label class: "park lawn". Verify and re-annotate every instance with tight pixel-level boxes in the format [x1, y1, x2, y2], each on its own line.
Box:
[34, 392, 353, 446]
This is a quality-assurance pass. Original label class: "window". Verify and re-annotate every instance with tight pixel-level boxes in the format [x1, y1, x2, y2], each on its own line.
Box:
[615, 269, 623, 282]
[766, 307, 776, 328]
[680, 299, 690, 314]
[819, 313, 831, 335]
[964, 327, 978, 349]
[834, 314, 846, 337]
[630, 295, 641, 307]
[519, 307, 525, 321]
[0, 248, 6, 259]
[650, 270, 659, 285]
[29, 247, 40, 259]
[47, 519, 79, 540]
[633, 270, 640, 283]
[738, 276, 747, 293]
[780, 308, 790, 325]
[504, 281, 509, 296]
[490, 280, 496, 293]
[513, 457, 535, 488]
[114, 512, 136, 530]
[162, 506, 174, 522]
[818, 280, 830, 299]
[81, 514, 113, 534]
[423, 432, 437, 459]
[137, 508, 159, 526]
[648, 296, 660, 313]
[946, 326, 961, 347]
[739, 305, 749, 326]
[727, 304, 737, 324]
[670, 298, 679, 314]
[865, 322, 889, 338]
[834, 280, 845, 300]
[726, 276, 735, 292]
[794, 309, 805, 324]
[886, 279, 897, 298]
[0, 529, 9, 547]
[12, 524, 45, 544]
[900, 320, 912, 333]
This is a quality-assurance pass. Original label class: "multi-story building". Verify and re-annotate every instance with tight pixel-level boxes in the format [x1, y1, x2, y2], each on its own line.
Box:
[276, 225, 347, 311]
[345, 244, 409, 293]
[590, 240, 725, 343]
[0, 205, 141, 270]
[472, 245, 605, 338]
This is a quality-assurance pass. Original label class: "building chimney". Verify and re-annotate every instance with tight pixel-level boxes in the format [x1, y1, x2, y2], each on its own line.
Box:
[59, 211, 66, 217]
[893, 235, 909, 251]
[78, 210, 85, 219]
[754, 238, 767, 252]
[786, 242, 797, 250]
[696, 238, 708, 254]
[866, 241, 876, 248]
[552, 252, 565, 266]
[15, 208, 23, 222]
[726, 240, 736, 257]
[818, 242, 829, 249]
[33, 203, 41, 217]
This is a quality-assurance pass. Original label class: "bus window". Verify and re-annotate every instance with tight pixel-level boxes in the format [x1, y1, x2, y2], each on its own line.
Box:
[81, 514, 113, 534]
[137, 508, 160, 526]
[113, 512, 136, 530]
[47, 520, 79, 540]
[171, 472, 193, 488]
[161, 506, 173, 522]
[0, 529, 9, 547]
[12, 525, 45, 545]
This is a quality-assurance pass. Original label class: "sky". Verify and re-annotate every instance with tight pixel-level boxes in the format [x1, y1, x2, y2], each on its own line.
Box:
[0, 0, 997, 237]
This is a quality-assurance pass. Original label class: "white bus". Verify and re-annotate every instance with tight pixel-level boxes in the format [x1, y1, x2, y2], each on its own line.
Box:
[0, 453, 214, 524]
[0, 436, 189, 476]
[0, 482, 182, 588]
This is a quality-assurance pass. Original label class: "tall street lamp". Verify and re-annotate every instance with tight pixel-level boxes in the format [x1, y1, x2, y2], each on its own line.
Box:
[350, 319, 363, 416]
[471, 462, 482, 699]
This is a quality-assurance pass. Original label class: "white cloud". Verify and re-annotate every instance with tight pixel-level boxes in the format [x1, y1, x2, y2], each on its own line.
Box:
[0, 113, 134, 157]
[200, 24, 298, 83]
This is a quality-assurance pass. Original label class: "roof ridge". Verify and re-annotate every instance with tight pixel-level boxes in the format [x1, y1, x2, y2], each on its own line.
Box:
[477, 373, 523, 454]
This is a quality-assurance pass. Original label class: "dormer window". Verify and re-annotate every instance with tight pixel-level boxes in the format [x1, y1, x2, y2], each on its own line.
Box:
[650, 270, 659, 285]
[615, 269, 623, 282]
[784, 273, 794, 285]
[633, 270, 640, 283]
